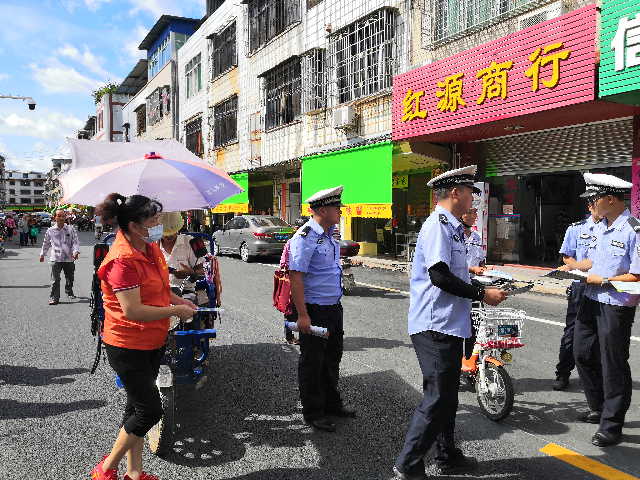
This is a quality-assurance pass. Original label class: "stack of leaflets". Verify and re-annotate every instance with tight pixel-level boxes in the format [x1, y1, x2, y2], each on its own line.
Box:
[544, 269, 588, 281]
[610, 281, 640, 294]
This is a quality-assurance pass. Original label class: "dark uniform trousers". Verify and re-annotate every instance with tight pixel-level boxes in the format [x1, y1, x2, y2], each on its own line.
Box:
[298, 302, 344, 422]
[556, 282, 587, 378]
[396, 330, 463, 476]
[574, 296, 635, 434]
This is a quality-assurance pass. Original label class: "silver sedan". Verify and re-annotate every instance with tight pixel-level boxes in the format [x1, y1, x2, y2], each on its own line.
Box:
[213, 215, 295, 262]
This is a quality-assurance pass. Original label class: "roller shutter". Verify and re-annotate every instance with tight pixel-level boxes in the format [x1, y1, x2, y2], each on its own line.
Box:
[479, 118, 633, 176]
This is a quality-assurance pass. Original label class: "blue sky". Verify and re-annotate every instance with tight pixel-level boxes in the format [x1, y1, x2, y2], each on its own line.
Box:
[0, 0, 205, 173]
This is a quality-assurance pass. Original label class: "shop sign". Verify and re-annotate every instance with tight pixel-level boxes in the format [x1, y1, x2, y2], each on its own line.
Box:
[211, 203, 249, 214]
[392, 174, 409, 189]
[302, 203, 392, 219]
[392, 5, 596, 140]
[599, 0, 640, 101]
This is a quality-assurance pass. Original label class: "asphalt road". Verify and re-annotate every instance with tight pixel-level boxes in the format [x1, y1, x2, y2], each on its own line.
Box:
[1, 231, 639, 479]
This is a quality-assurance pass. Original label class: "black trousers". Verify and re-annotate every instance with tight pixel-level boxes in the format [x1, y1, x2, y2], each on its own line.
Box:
[50, 262, 75, 301]
[298, 302, 344, 422]
[555, 282, 586, 378]
[396, 330, 463, 477]
[574, 297, 635, 434]
[105, 344, 166, 437]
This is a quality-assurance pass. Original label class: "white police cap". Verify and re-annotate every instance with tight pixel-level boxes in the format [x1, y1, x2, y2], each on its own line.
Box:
[580, 173, 632, 198]
[470, 198, 485, 212]
[306, 185, 345, 208]
[427, 165, 482, 194]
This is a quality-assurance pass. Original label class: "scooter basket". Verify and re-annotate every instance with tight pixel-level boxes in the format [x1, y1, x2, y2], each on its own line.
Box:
[472, 307, 525, 350]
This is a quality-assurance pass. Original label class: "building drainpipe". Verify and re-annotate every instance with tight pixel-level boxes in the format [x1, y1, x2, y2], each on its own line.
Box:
[171, 60, 179, 140]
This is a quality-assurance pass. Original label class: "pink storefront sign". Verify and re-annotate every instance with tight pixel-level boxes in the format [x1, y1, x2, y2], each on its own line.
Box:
[392, 4, 596, 141]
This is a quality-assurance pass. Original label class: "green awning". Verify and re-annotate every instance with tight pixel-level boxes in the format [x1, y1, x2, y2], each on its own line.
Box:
[301, 141, 392, 204]
[221, 173, 249, 204]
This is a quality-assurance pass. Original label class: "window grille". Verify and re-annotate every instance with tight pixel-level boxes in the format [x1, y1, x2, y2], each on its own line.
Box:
[34, 190, 44, 195]
[9, 189, 15, 194]
[21, 198, 31, 204]
[136, 106, 146, 134]
[301, 49, 325, 112]
[264, 57, 301, 130]
[185, 53, 202, 99]
[214, 96, 238, 147]
[248, 0, 300, 53]
[420, 0, 555, 49]
[212, 21, 237, 80]
[9, 198, 15, 204]
[328, 8, 396, 106]
[185, 117, 203, 156]
[20, 180, 29, 185]
[20, 190, 30, 195]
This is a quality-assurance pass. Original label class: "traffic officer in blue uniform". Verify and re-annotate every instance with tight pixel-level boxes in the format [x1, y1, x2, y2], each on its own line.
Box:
[460, 198, 490, 275]
[394, 166, 508, 480]
[559, 172, 640, 447]
[552, 203, 603, 391]
[288, 185, 355, 432]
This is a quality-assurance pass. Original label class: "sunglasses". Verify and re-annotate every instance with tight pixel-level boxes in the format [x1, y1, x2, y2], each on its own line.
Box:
[587, 194, 608, 206]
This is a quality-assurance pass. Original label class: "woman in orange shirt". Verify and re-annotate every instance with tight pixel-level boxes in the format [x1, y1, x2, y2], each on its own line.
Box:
[91, 193, 197, 480]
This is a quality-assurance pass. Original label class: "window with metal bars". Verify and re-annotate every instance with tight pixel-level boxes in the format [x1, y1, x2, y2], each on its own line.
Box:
[185, 117, 203, 156]
[264, 58, 301, 130]
[329, 8, 396, 106]
[301, 49, 325, 112]
[212, 21, 237, 80]
[136, 106, 146, 134]
[248, 0, 301, 53]
[214, 96, 238, 147]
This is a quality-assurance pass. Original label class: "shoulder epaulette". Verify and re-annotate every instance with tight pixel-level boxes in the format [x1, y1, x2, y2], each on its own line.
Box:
[627, 216, 640, 232]
[299, 225, 312, 237]
[439, 214, 448, 225]
[570, 219, 587, 227]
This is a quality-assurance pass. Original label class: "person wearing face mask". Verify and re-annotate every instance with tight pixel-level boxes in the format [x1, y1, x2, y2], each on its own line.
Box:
[90, 193, 198, 480]
[459, 199, 492, 276]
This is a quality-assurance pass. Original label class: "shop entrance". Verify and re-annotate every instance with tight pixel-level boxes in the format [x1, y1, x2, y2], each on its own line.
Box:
[250, 185, 273, 215]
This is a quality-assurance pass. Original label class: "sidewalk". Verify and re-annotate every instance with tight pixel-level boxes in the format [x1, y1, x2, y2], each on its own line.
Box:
[353, 255, 570, 297]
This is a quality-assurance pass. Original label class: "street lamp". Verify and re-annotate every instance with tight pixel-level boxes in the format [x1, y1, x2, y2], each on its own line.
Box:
[0, 94, 36, 110]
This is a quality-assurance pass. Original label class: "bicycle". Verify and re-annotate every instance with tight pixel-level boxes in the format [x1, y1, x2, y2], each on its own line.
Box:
[462, 273, 532, 420]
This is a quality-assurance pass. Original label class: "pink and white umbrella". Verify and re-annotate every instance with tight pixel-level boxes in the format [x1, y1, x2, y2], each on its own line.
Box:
[59, 139, 244, 211]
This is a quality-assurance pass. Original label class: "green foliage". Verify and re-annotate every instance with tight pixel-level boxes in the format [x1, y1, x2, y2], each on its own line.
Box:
[92, 81, 119, 105]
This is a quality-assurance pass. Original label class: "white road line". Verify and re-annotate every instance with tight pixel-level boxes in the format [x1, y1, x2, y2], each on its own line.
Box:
[354, 282, 640, 343]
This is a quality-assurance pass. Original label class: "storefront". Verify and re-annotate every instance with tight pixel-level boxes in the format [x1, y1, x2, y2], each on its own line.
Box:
[393, 4, 640, 264]
[301, 141, 393, 254]
[211, 172, 249, 229]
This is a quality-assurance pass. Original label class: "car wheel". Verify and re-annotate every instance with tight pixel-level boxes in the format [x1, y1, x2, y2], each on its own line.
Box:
[240, 242, 252, 263]
[213, 241, 220, 256]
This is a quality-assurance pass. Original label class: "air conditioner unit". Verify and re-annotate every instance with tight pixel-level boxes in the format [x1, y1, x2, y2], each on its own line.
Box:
[517, 1, 565, 31]
[332, 105, 357, 130]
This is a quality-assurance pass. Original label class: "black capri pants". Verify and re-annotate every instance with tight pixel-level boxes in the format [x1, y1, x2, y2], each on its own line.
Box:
[105, 344, 166, 437]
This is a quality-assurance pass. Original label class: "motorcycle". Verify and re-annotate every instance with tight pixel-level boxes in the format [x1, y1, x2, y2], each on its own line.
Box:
[462, 272, 533, 420]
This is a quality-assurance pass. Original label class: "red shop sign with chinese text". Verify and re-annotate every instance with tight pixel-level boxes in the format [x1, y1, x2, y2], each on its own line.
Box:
[392, 4, 596, 141]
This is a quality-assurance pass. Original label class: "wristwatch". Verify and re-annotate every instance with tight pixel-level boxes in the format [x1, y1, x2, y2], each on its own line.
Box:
[601, 277, 609, 286]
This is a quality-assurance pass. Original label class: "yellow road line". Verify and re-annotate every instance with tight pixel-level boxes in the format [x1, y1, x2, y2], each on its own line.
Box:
[354, 282, 410, 295]
[540, 443, 639, 480]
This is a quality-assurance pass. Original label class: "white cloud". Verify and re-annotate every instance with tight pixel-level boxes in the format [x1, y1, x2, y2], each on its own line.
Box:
[58, 43, 119, 81]
[128, 0, 183, 18]
[123, 24, 149, 65]
[0, 73, 8, 81]
[0, 111, 83, 142]
[30, 62, 102, 94]
[85, 0, 113, 12]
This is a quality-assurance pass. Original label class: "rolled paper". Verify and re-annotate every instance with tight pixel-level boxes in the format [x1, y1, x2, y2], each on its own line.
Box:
[284, 321, 329, 338]
[197, 307, 224, 312]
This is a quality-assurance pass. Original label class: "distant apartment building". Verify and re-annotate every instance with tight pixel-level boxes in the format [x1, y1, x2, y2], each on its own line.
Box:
[4, 169, 47, 211]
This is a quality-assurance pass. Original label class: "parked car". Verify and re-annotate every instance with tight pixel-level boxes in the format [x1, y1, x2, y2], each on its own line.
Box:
[212, 215, 295, 262]
[38, 212, 52, 227]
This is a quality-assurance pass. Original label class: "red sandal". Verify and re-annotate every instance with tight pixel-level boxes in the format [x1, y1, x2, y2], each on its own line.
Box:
[90, 455, 118, 480]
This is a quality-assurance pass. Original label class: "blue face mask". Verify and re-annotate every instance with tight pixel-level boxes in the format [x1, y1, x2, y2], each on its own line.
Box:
[137, 224, 164, 243]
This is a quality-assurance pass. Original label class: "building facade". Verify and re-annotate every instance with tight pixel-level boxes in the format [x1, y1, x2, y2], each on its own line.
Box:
[4, 170, 47, 211]
[45, 159, 72, 209]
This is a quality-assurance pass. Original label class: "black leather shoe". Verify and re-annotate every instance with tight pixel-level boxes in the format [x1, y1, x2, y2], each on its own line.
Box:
[578, 410, 602, 424]
[326, 405, 357, 417]
[592, 429, 622, 447]
[437, 455, 479, 475]
[305, 417, 335, 432]
[552, 375, 569, 391]
[392, 465, 428, 480]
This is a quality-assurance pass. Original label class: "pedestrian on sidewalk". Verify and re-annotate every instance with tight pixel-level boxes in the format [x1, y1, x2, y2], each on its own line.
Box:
[90, 193, 197, 480]
[4, 215, 15, 241]
[39, 209, 80, 305]
[552, 203, 603, 391]
[559, 173, 639, 448]
[18, 213, 29, 246]
[289, 186, 355, 433]
[394, 166, 508, 480]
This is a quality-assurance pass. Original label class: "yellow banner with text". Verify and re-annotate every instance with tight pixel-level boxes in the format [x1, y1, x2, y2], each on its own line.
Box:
[211, 203, 249, 214]
[302, 203, 392, 219]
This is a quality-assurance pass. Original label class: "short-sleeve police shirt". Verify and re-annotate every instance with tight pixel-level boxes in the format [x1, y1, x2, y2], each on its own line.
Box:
[586, 209, 640, 307]
[288, 218, 342, 305]
[464, 229, 484, 267]
[408, 205, 472, 338]
[560, 217, 597, 263]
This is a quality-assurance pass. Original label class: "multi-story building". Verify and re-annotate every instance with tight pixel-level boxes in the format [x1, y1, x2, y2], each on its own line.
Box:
[393, 0, 640, 264]
[45, 159, 72, 209]
[0, 154, 5, 209]
[121, 15, 200, 143]
[94, 93, 130, 142]
[76, 116, 97, 140]
[4, 169, 47, 212]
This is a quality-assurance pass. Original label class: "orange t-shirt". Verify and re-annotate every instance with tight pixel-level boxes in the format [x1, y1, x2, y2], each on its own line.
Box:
[98, 231, 171, 350]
